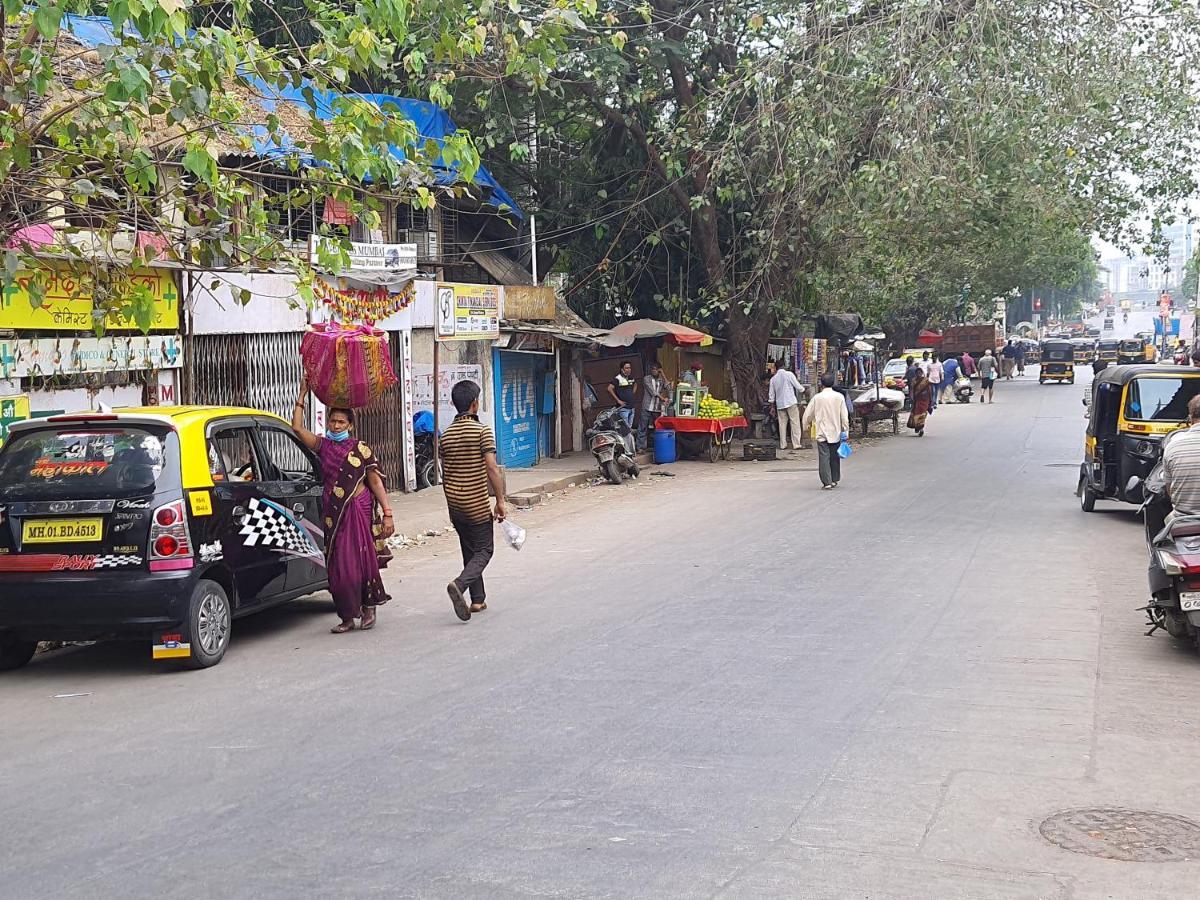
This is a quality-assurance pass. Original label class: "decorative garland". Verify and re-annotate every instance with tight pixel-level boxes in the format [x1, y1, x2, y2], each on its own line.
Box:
[315, 278, 415, 324]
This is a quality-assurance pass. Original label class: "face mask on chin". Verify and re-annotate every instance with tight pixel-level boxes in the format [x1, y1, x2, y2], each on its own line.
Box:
[326, 429, 350, 442]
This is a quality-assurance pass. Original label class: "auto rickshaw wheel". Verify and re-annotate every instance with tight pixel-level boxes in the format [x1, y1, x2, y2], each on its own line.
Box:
[1080, 479, 1097, 512]
[1068, 376, 1075, 384]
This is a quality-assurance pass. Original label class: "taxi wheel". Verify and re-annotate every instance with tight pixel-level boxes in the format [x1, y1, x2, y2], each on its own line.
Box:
[186, 580, 231, 669]
[0, 632, 37, 671]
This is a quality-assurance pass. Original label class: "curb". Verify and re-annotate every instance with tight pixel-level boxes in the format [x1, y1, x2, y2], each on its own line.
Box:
[505, 452, 654, 508]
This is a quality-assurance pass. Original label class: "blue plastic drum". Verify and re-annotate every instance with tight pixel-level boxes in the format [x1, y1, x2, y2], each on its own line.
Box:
[653, 429, 676, 464]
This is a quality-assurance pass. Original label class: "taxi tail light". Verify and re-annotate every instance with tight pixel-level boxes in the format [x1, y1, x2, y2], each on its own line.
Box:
[149, 499, 192, 563]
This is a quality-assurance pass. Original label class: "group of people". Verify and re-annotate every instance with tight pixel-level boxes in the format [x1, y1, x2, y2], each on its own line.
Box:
[901, 347, 1005, 438]
[292, 375, 507, 635]
[606, 358, 705, 451]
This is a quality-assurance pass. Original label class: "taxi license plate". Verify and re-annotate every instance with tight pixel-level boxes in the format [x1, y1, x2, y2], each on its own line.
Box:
[1180, 592, 1200, 613]
[22, 518, 104, 544]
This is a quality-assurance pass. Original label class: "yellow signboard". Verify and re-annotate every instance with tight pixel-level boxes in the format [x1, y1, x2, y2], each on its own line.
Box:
[0, 395, 30, 444]
[0, 265, 180, 331]
[435, 282, 501, 341]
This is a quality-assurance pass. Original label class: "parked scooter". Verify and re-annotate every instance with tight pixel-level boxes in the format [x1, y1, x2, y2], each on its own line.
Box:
[413, 411, 438, 490]
[586, 407, 640, 485]
[1137, 433, 1200, 651]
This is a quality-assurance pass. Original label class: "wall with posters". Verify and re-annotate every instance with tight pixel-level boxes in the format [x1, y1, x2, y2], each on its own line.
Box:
[411, 363, 483, 431]
[409, 328, 495, 436]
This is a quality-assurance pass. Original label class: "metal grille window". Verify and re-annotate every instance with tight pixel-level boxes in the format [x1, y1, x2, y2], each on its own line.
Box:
[396, 204, 439, 262]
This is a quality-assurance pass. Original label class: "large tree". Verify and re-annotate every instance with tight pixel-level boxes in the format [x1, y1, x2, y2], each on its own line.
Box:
[461, 0, 1200, 400]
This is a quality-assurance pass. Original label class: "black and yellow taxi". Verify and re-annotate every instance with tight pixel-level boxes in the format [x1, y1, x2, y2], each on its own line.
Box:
[0, 406, 328, 670]
[1039, 339, 1075, 384]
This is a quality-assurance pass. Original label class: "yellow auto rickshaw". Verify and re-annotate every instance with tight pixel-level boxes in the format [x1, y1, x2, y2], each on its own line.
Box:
[1079, 366, 1200, 511]
[1071, 338, 1095, 364]
[1097, 339, 1120, 364]
[1117, 338, 1151, 366]
[1039, 339, 1075, 384]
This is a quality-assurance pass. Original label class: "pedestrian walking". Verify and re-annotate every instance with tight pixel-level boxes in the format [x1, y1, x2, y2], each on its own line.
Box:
[1015, 342, 1027, 376]
[906, 367, 932, 436]
[638, 360, 671, 451]
[927, 353, 944, 411]
[802, 373, 849, 489]
[919, 350, 933, 376]
[1001, 340, 1017, 379]
[292, 377, 394, 633]
[769, 362, 806, 451]
[941, 353, 960, 403]
[607, 361, 638, 428]
[440, 380, 508, 621]
[977, 349, 1000, 403]
[904, 355, 920, 386]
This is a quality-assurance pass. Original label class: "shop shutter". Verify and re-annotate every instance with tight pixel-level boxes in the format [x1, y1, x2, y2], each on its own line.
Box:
[494, 350, 539, 468]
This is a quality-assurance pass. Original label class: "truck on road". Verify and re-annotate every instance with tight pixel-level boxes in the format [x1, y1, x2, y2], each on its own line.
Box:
[941, 323, 1002, 358]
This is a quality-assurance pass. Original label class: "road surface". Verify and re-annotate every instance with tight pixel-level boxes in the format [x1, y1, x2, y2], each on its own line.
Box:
[3, 369, 1199, 899]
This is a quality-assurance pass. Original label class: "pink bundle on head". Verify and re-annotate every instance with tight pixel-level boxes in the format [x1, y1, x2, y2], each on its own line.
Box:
[301, 323, 398, 408]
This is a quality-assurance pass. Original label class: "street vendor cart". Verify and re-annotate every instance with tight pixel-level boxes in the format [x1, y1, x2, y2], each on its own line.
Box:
[655, 415, 749, 462]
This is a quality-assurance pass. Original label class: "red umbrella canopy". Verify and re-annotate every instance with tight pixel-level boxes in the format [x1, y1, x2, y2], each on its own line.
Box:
[608, 319, 713, 347]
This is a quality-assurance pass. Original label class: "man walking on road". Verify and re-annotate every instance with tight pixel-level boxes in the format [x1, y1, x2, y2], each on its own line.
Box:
[1001, 340, 1018, 379]
[608, 361, 638, 428]
[769, 362, 806, 452]
[638, 360, 670, 451]
[803, 373, 850, 490]
[977, 349, 1000, 403]
[440, 380, 508, 621]
[927, 353, 944, 411]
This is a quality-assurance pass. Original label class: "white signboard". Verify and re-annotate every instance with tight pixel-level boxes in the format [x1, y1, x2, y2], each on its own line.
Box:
[0, 335, 183, 379]
[310, 236, 417, 271]
[413, 363, 483, 428]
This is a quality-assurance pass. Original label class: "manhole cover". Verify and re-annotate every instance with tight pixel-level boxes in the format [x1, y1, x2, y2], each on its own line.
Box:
[1039, 808, 1200, 862]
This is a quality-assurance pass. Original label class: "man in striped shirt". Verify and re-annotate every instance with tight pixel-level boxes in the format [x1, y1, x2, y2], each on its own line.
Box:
[440, 380, 508, 621]
[1163, 395, 1200, 517]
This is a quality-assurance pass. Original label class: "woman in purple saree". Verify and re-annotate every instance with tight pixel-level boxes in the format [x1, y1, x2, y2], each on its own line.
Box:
[293, 378, 394, 632]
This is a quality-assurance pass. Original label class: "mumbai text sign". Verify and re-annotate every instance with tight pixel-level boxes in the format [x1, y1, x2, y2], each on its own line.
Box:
[436, 282, 500, 341]
[0, 266, 180, 331]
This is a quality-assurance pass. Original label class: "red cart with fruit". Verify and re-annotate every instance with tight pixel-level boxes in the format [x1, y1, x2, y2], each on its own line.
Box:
[655, 415, 749, 462]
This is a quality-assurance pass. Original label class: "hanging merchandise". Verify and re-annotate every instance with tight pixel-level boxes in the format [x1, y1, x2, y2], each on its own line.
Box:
[300, 323, 399, 408]
[314, 277, 414, 324]
[796, 338, 828, 388]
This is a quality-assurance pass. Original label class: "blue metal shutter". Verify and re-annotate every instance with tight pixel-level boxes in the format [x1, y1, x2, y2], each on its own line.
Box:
[494, 350, 539, 468]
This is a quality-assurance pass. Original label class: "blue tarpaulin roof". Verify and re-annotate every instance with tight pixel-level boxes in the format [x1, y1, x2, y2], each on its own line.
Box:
[63, 15, 521, 216]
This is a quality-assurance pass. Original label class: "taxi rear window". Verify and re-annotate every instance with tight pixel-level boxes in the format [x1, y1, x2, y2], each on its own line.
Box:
[0, 427, 169, 500]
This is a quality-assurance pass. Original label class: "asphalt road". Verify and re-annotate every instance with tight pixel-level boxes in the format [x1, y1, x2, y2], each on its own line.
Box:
[4, 368, 1200, 899]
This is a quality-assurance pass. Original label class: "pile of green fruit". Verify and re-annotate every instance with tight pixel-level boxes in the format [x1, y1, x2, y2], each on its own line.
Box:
[697, 396, 742, 419]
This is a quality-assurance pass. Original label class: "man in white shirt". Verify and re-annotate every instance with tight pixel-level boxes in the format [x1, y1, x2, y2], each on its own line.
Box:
[768, 362, 806, 452]
[927, 353, 945, 411]
[802, 373, 851, 489]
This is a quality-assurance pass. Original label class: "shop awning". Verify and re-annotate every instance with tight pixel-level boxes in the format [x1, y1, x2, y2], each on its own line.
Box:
[605, 319, 713, 348]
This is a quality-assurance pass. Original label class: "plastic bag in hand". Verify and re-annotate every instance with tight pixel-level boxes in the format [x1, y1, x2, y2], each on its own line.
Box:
[500, 518, 526, 551]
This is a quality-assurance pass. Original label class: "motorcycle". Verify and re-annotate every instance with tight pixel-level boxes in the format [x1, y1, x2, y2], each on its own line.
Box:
[414, 429, 438, 490]
[1137, 433, 1200, 651]
[586, 407, 640, 485]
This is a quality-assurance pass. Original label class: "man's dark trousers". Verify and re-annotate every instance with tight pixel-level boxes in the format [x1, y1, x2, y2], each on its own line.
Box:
[453, 518, 494, 602]
[817, 440, 842, 486]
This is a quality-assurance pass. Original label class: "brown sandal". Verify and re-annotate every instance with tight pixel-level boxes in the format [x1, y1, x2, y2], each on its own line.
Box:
[361, 607, 377, 630]
[330, 620, 355, 634]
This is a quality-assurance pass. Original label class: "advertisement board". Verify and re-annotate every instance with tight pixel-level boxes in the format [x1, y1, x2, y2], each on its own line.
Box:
[435, 282, 500, 341]
[0, 266, 179, 331]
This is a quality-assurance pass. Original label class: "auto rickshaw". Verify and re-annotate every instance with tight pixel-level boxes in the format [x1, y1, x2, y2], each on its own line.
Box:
[1071, 338, 1095, 364]
[1096, 339, 1119, 364]
[1117, 337, 1151, 365]
[1079, 365, 1200, 511]
[1039, 339, 1075, 384]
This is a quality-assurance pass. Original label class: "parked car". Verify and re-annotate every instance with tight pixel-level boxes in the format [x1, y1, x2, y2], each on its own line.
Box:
[0, 406, 329, 671]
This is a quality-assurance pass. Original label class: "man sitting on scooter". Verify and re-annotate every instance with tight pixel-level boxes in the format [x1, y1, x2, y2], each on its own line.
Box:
[1162, 395, 1200, 517]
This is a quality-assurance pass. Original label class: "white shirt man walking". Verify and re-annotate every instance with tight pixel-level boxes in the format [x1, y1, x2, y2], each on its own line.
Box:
[768, 363, 806, 451]
[802, 373, 851, 489]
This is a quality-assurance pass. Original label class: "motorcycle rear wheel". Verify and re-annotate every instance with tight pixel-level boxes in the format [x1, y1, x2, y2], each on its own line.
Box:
[603, 460, 623, 485]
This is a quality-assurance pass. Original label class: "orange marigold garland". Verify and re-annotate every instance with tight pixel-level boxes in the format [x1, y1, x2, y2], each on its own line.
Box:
[315, 278, 415, 324]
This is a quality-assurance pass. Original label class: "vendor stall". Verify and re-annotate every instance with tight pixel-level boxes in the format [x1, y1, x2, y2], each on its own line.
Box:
[655, 414, 749, 461]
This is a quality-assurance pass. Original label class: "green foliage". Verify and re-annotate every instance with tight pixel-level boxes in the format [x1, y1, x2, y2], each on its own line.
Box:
[0, 0, 591, 329]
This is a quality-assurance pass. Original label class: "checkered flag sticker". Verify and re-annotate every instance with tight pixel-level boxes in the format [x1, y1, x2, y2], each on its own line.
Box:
[238, 497, 321, 559]
[92, 554, 142, 569]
